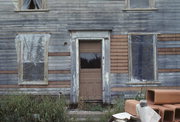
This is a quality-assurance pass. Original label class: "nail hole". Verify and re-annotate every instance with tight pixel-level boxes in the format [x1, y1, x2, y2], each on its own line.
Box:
[64, 42, 67, 46]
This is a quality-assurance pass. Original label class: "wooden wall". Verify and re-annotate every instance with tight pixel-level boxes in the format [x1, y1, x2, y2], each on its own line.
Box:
[111, 33, 180, 99]
[158, 34, 180, 86]
[0, 0, 180, 100]
[111, 35, 129, 74]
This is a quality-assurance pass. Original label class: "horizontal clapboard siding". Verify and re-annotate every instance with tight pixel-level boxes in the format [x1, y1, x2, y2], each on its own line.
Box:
[157, 34, 180, 87]
[158, 55, 180, 69]
[158, 72, 180, 86]
[111, 86, 180, 92]
[158, 34, 180, 40]
[0, 71, 17, 74]
[0, 70, 71, 86]
[158, 48, 180, 55]
[48, 56, 71, 70]
[0, 49, 17, 71]
[48, 81, 70, 85]
[110, 35, 129, 73]
[158, 34, 180, 74]
[110, 35, 129, 98]
[159, 69, 180, 72]
[47, 53, 71, 88]
[47, 52, 71, 88]
[48, 74, 71, 81]
[110, 73, 129, 88]
[48, 52, 70, 56]
[0, 88, 71, 95]
[1, 0, 180, 98]
[0, 74, 18, 85]
[111, 86, 180, 100]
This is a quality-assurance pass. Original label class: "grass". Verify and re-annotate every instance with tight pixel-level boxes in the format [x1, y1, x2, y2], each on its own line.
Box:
[0, 94, 126, 122]
[99, 98, 125, 122]
[77, 101, 109, 111]
[0, 94, 69, 122]
[134, 88, 146, 101]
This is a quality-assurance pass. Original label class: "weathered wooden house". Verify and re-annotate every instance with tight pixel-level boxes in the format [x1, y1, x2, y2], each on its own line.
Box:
[0, 0, 180, 104]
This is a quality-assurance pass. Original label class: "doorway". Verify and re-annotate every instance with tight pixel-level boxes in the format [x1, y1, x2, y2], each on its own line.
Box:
[70, 31, 111, 104]
[79, 40, 102, 101]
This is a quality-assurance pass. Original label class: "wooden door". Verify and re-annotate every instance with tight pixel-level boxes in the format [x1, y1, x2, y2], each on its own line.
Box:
[79, 40, 102, 101]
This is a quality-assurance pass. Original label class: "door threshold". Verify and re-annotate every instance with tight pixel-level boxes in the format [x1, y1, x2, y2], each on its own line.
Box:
[80, 100, 103, 103]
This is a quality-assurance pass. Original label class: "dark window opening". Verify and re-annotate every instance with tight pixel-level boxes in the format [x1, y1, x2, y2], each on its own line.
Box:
[80, 53, 101, 69]
[23, 63, 44, 81]
[29, 0, 35, 9]
[22, 0, 43, 10]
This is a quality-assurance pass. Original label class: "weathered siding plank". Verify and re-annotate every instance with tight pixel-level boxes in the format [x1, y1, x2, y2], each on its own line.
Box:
[0, 88, 70, 95]
[158, 55, 180, 69]
[158, 73, 180, 86]
[48, 56, 71, 70]
[110, 73, 129, 88]
[111, 35, 129, 73]
[159, 69, 180, 73]
[0, 74, 18, 85]
[157, 41, 180, 48]
[158, 34, 180, 75]
[48, 74, 71, 81]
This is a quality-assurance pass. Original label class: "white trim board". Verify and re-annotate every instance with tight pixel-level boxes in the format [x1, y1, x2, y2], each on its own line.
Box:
[70, 31, 111, 104]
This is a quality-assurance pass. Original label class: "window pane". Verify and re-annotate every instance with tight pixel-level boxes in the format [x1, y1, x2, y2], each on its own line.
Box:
[15, 34, 50, 83]
[22, 0, 43, 9]
[80, 53, 101, 69]
[131, 35, 154, 81]
[22, 35, 45, 81]
[29, 0, 35, 9]
[23, 35, 45, 62]
[130, 0, 149, 8]
[23, 63, 44, 81]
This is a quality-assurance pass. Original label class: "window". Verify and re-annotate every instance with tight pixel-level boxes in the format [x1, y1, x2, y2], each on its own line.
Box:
[19, 0, 47, 10]
[130, 0, 149, 8]
[125, 0, 156, 10]
[15, 33, 50, 85]
[80, 53, 101, 69]
[129, 34, 157, 82]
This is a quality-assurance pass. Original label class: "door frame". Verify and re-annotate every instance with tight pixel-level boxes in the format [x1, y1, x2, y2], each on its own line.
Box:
[70, 31, 111, 104]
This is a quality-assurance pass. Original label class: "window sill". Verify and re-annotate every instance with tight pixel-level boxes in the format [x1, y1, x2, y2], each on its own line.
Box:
[15, 9, 49, 12]
[126, 81, 161, 85]
[123, 8, 158, 12]
[18, 81, 48, 85]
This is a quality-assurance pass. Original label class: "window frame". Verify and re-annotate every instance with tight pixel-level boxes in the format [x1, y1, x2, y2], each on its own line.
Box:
[16, 33, 49, 85]
[124, 0, 157, 11]
[17, 0, 48, 12]
[128, 33, 158, 83]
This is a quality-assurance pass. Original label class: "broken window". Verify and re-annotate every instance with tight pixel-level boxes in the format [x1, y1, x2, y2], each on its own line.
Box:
[130, 34, 156, 81]
[15, 33, 50, 84]
[20, 0, 47, 10]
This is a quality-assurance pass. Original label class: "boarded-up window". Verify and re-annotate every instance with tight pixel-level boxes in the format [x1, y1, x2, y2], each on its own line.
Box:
[19, 0, 47, 10]
[15, 34, 50, 84]
[130, 34, 156, 81]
